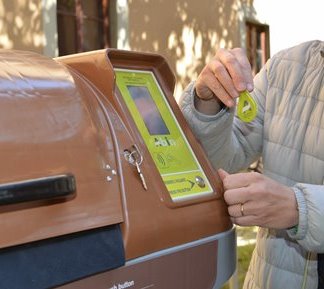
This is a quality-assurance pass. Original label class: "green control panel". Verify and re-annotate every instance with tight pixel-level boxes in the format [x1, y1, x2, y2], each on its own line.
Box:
[115, 69, 213, 202]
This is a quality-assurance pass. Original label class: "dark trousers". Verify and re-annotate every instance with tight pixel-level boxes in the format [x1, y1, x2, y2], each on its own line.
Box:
[318, 254, 324, 289]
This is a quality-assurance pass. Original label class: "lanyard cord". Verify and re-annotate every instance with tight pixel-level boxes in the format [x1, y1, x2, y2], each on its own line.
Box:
[302, 252, 311, 289]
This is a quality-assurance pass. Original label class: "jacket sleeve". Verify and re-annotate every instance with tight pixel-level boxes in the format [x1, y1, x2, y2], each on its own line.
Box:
[288, 183, 324, 253]
[179, 66, 268, 172]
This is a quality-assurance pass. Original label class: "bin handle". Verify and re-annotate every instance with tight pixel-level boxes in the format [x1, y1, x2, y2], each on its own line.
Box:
[0, 174, 76, 206]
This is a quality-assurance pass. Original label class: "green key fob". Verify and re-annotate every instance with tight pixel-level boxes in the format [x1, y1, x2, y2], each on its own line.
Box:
[237, 90, 258, 122]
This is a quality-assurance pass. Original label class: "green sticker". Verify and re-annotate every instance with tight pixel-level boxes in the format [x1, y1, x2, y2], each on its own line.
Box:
[237, 90, 258, 122]
[114, 69, 213, 202]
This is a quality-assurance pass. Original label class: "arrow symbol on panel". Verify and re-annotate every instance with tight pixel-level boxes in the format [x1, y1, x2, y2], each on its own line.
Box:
[187, 180, 195, 189]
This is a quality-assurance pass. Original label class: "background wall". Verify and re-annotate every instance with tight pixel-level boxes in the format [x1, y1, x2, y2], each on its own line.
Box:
[0, 0, 44, 53]
[0, 0, 57, 56]
[124, 0, 255, 97]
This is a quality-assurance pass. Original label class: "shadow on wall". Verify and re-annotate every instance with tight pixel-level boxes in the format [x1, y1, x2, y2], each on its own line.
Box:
[128, 0, 255, 99]
[0, 0, 56, 54]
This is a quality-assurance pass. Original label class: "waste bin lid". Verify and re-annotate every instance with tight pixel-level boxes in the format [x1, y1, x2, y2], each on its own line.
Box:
[0, 50, 124, 249]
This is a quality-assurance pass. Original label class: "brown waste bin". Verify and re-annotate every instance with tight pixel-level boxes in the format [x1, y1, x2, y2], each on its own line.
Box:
[0, 49, 235, 289]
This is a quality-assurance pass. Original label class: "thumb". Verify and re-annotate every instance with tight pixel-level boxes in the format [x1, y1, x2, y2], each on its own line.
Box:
[217, 168, 230, 181]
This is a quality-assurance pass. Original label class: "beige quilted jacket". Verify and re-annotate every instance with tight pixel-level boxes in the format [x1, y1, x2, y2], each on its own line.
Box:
[180, 40, 324, 289]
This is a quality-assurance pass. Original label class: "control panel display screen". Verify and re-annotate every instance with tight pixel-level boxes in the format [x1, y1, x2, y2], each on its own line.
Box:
[127, 85, 170, 135]
[115, 69, 213, 202]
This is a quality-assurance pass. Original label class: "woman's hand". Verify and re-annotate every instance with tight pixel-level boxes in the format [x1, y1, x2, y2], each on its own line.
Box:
[218, 169, 299, 229]
[195, 48, 254, 108]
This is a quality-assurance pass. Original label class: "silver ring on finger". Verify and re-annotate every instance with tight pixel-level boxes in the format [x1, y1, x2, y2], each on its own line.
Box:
[240, 203, 245, 217]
